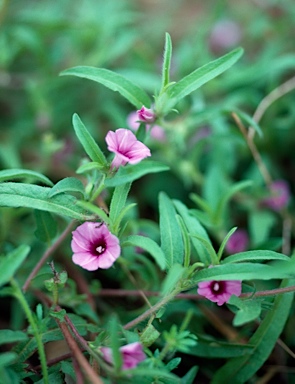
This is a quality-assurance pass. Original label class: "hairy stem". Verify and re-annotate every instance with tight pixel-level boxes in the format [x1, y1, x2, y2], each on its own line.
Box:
[11, 279, 49, 384]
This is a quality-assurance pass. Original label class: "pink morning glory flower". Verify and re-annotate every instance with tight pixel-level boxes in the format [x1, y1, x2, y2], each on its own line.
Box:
[137, 106, 156, 123]
[101, 342, 146, 370]
[105, 128, 151, 169]
[262, 180, 290, 211]
[225, 229, 249, 254]
[127, 112, 166, 142]
[71, 222, 120, 271]
[197, 279, 242, 306]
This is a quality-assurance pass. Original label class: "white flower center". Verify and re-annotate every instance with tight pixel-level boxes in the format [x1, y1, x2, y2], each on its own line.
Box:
[213, 282, 220, 292]
[96, 245, 105, 254]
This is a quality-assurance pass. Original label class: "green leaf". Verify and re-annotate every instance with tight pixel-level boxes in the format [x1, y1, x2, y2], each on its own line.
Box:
[173, 200, 211, 264]
[159, 192, 184, 268]
[108, 316, 122, 371]
[0, 330, 28, 345]
[228, 108, 263, 137]
[0, 353, 17, 368]
[34, 210, 57, 243]
[76, 161, 103, 174]
[48, 177, 85, 198]
[229, 296, 262, 326]
[161, 32, 173, 91]
[189, 337, 253, 358]
[190, 234, 218, 265]
[222, 250, 290, 264]
[165, 48, 243, 110]
[0, 169, 53, 186]
[217, 227, 237, 261]
[0, 245, 30, 287]
[123, 235, 166, 270]
[0, 182, 94, 220]
[109, 183, 131, 226]
[61, 66, 151, 109]
[76, 201, 110, 224]
[105, 160, 169, 187]
[72, 113, 107, 166]
[140, 324, 160, 347]
[161, 263, 184, 295]
[176, 214, 191, 268]
[194, 259, 295, 283]
[212, 279, 295, 383]
[181, 366, 199, 384]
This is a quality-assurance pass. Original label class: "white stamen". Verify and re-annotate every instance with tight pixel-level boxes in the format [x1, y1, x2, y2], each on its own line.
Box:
[96, 245, 105, 253]
[213, 282, 220, 292]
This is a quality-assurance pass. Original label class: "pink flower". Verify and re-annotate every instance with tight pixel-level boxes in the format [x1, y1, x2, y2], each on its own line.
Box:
[137, 106, 155, 123]
[209, 20, 242, 53]
[71, 222, 120, 271]
[197, 280, 242, 306]
[262, 180, 290, 211]
[127, 112, 166, 142]
[105, 128, 151, 169]
[225, 229, 249, 254]
[101, 342, 146, 370]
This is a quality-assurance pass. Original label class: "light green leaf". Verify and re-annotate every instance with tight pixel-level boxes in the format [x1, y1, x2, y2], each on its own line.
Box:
[0, 352, 18, 368]
[165, 48, 243, 110]
[173, 200, 211, 264]
[34, 210, 57, 243]
[0, 182, 94, 220]
[108, 316, 122, 371]
[0, 245, 30, 287]
[72, 113, 107, 166]
[176, 214, 191, 268]
[109, 183, 131, 225]
[105, 161, 169, 187]
[212, 279, 295, 383]
[161, 32, 173, 91]
[229, 296, 262, 326]
[61, 66, 151, 109]
[76, 161, 103, 174]
[161, 263, 184, 295]
[217, 227, 237, 261]
[0, 330, 28, 345]
[159, 192, 184, 268]
[0, 169, 53, 186]
[222, 250, 290, 264]
[123, 235, 166, 270]
[48, 177, 85, 198]
[228, 108, 263, 137]
[194, 259, 295, 282]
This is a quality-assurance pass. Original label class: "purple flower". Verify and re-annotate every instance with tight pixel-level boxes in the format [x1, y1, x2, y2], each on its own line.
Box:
[127, 112, 166, 142]
[101, 342, 146, 370]
[225, 229, 249, 254]
[71, 222, 120, 271]
[209, 20, 242, 53]
[262, 180, 290, 211]
[198, 280, 242, 306]
[137, 106, 155, 123]
[105, 128, 151, 169]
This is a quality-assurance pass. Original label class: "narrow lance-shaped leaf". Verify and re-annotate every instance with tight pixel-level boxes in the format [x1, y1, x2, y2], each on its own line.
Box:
[61, 67, 151, 109]
[109, 183, 131, 225]
[0, 169, 53, 186]
[105, 161, 169, 187]
[72, 113, 107, 167]
[159, 192, 184, 269]
[0, 245, 30, 287]
[165, 47, 243, 111]
[0, 182, 94, 220]
[222, 250, 290, 264]
[48, 177, 85, 198]
[161, 32, 173, 91]
[212, 278, 295, 383]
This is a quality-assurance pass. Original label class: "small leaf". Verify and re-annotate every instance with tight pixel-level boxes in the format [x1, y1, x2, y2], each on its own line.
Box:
[105, 160, 169, 187]
[229, 296, 262, 326]
[217, 227, 237, 261]
[34, 210, 57, 243]
[109, 183, 131, 226]
[222, 250, 290, 264]
[0, 169, 53, 186]
[48, 177, 85, 198]
[228, 108, 263, 137]
[165, 47, 243, 111]
[161, 32, 173, 91]
[0, 330, 28, 345]
[0, 352, 17, 368]
[108, 316, 122, 371]
[159, 192, 184, 268]
[72, 113, 107, 167]
[61, 66, 151, 109]
[140, 324, 160, 347]
[123, 235, 166, 270]
[0, 245, 30, 287]
[76, 161, 103, 174]
[161, 263, 184, 295]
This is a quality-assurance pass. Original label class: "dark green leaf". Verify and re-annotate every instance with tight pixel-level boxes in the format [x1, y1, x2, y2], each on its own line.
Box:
[0, 330, 28, 345]
[222, 250, 290, 264]
[34, 210, 57, 243]
[0, 245, 30, 287]
[61, 66, 151, 109]
[109, 183, 131, 226]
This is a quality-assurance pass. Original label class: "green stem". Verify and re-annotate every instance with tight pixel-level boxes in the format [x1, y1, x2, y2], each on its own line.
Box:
[11, 279, 49, 384]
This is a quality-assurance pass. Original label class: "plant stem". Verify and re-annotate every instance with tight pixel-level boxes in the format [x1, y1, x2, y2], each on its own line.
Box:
[22, 220, 76, 292]
[11, 279, 49, 384]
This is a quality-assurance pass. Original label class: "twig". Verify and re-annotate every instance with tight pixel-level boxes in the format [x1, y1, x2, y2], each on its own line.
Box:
[249, 75, 295, 140]
[22, 220, 76, 292]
